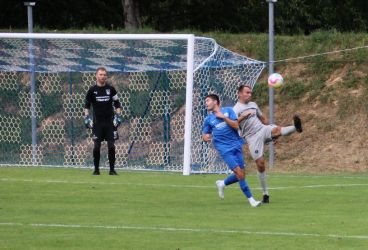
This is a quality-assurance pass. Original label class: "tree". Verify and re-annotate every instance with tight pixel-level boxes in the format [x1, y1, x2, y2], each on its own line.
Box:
[123, 0, 141, 29]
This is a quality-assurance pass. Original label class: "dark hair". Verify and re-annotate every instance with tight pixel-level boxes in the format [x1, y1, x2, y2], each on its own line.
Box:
[237, 84, 252, 93]
[205, 94, 220, 105]
[96, 67, 107, 73]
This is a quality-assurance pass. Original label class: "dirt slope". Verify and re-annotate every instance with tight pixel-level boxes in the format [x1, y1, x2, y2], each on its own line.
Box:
[247, 65, 368, 173]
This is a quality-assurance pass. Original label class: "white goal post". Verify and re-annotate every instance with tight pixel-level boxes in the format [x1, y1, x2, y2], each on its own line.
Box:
[0, 33, 265, 174]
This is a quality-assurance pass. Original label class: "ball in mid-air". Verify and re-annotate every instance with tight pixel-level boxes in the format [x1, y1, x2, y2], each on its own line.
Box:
[268, 73, 284, 88]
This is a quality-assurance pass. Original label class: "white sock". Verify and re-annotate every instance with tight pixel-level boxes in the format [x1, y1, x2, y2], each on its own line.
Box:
[258, 171, 268, 195]
[281, 126, 296, 136]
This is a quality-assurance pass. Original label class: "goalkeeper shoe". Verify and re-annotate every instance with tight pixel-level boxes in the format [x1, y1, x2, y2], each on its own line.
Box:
[293, 114, 303, 133]
[216, 180, 225, 199]
[109, 170, 118, 175]
[262, 194, 270, 203]
[93, 169, 100, 175]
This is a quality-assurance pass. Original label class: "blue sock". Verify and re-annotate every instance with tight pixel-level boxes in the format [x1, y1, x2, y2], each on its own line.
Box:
[239, 179, 253, 198]
[224, 174, 238, 186]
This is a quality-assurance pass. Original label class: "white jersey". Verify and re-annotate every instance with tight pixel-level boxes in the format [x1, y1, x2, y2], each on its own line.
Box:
[233, 101, 264, 138]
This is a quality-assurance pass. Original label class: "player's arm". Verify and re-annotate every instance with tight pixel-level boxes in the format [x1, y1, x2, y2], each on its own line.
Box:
[214, 110, 239, 130]
[84, 89, 92, 117]
[111, 87, 123, 126]
[253, 103, 269, 125]
[112, 87, 122, 112]
[259, 113, 269, 125]
[223, 116, 239, 130]
[238, 111, 254, 122]
[83, 89, 94, 128]
[202, 118, 212, 142]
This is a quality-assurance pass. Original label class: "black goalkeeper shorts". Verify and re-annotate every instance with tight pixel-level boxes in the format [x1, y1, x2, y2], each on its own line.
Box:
[92, 121, 118, 141]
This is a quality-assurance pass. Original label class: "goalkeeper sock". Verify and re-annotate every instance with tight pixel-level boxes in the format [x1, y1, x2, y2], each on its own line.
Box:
[257, 171, 268, 195]
[281, 126, 296, 136]
[239, 179, 253, 198]
[93, 149, 100, 170]
[107, 141, 116, 170]
[93, 158, 100, 170]
[224, 174, 238, 186]
[93, 140, 101, 170]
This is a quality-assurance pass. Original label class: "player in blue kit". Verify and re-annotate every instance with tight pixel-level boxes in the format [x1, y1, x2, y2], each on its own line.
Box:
[202, 94, 261, 207]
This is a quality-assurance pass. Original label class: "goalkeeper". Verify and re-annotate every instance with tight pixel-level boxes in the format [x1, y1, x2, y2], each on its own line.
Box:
[233, 85, 303, 203]
[84, 67, 122, 175]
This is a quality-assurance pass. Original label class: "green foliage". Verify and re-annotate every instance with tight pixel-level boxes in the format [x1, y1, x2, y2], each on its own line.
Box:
[363, 91, 368, 115]
[172, 89, 186, 112]
[252, 80, 269, 106]
[41, 144, 65, 165]
[129, 90, 151, 117]
[0, 143, 20, 163]
[316, 118, 334, 133]
[342, 69, 359, 89]
[0, 90, 19, 116]
[336, 87, 368, 119]
[40, 93, 63, 119]
[19, 118, 32, 145]
[2, 0, 368, 34]
[307, 79, 326, 102]
[319, 88, 335, 105]
[337, 94, 354, 119]
[279, 80, 308, 100]
[309, 57, 337, 78]
[355, 49, 368, 64]
[64, 120, 88, 145]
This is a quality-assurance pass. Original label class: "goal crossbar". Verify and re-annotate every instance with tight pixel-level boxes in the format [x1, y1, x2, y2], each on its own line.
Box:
[0, 33, 194, 40]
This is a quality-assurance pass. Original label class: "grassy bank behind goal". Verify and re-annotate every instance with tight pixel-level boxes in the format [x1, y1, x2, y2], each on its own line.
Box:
[1, 167, 368, 249]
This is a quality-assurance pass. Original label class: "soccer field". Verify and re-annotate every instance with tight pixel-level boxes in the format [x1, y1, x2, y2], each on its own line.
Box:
[1, 167, 368, 250]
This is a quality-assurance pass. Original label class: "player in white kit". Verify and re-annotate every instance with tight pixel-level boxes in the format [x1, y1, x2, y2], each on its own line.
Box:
[233, 85, 302, 203]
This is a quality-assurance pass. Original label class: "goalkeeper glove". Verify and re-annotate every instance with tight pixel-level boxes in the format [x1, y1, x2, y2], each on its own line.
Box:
[113, 114, 123, 127]
[84, 116, 93, 129]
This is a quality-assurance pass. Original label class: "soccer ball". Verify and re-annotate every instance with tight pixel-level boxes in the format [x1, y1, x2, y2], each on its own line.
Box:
[268, 73, 284, 88]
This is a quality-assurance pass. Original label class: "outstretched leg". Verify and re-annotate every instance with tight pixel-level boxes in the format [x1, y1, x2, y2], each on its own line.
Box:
[271, 114, 303, 138]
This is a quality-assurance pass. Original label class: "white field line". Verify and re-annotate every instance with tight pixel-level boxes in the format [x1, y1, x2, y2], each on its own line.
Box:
[1, 177, 368, 190]
[1, 166, 367, 180]
[0, 222, 368, 240]
[270, 175, 368, 180]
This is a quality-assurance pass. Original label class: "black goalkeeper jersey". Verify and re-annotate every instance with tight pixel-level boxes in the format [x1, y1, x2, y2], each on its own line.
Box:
[84, 84, 121, 123]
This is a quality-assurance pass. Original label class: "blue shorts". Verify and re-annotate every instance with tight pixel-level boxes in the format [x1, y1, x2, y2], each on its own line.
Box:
[220, 147, 246, 170]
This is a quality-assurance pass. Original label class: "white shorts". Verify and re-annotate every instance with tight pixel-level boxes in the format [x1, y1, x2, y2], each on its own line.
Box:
[246, 125, 276, 160]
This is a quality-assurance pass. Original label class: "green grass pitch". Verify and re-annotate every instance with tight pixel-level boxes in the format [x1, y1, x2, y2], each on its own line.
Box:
[1, 167, 368, 250]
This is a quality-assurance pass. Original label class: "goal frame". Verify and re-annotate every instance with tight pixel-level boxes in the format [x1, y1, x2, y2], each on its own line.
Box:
[0, 33, 196, 175]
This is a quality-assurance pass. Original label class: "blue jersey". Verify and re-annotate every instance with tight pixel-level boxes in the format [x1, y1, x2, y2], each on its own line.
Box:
[202, 107, 244, 154]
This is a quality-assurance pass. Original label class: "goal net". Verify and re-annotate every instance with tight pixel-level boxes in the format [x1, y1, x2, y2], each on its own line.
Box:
[0, 33, 265, 174]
